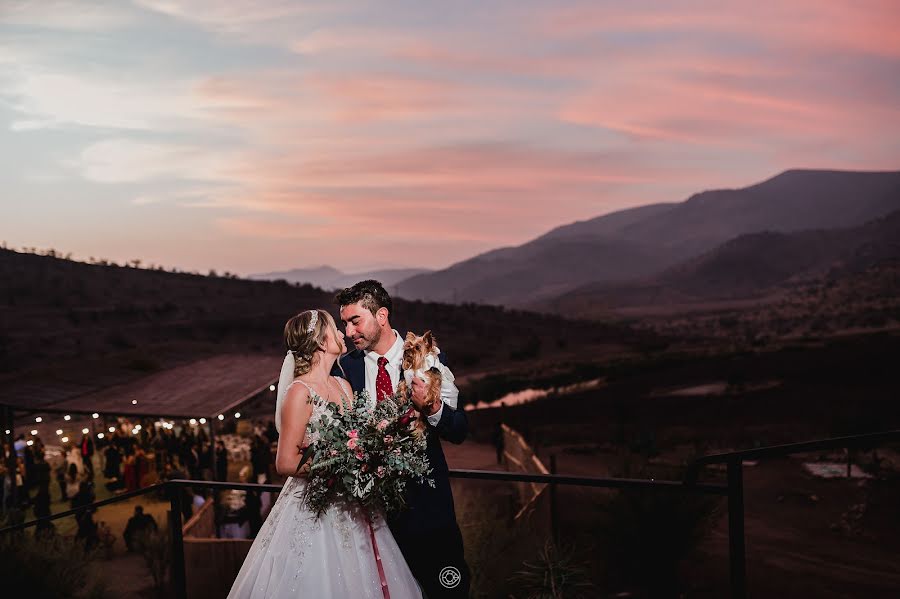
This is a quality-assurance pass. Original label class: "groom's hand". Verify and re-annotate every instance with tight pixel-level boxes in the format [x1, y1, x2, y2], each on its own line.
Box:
[410, 377, 440, 416]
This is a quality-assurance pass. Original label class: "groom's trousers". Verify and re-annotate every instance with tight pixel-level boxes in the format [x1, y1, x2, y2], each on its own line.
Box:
[393, 524, 470, 598]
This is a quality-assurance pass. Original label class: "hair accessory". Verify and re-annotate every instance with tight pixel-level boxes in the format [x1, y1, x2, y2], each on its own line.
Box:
[306, 310, 319, 333]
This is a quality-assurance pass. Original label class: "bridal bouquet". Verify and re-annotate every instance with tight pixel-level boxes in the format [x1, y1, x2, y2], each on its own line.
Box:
[298, 390, 434, 517]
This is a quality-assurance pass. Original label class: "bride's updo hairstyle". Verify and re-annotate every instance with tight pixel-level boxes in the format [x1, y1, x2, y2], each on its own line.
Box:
[284, 309, 340, 377]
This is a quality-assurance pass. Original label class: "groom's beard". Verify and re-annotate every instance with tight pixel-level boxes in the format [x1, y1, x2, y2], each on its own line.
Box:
[352, 326, 381, 351]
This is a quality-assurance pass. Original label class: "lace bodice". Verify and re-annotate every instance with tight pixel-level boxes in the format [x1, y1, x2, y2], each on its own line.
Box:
[286, 379, 347, 447]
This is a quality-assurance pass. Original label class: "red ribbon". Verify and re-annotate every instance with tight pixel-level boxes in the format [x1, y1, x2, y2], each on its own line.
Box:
[365, 511, 391, 599]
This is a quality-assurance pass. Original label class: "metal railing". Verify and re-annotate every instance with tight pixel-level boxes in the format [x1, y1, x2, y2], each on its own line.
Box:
[2, 430, 898, 599]
[682, 429, 900, 599]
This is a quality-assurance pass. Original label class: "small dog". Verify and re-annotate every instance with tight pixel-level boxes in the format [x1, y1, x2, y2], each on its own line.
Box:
[397, 331, 444, 435]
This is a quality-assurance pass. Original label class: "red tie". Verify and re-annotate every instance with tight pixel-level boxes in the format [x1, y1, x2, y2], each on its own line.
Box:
[376, 356, 393, 402]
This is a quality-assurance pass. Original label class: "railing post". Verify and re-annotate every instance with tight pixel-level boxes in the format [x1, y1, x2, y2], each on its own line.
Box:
[549, 454, 559, 545]
[168, 482, 188, 599]
[4, 405, 18, 508]
[727, 458, 747, 599]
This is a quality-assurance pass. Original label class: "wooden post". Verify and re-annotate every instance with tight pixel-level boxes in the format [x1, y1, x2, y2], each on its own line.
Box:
[549, 454, 559, 545]
[727, 458, 747, 599]
[4, 405, 19, 507]
[208, 419, 220, 538]
[168, 483, 188, 599]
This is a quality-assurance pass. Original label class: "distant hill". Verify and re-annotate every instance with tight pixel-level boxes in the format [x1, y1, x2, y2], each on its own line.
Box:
[0, 249, 644, 410]
[395, 169, 900, 306]
[248, 265, 431, 290]
[543, 209, 900, 316]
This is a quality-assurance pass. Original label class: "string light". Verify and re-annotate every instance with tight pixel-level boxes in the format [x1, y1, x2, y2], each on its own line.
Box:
[82, 428, 89, 434]
[217, 414, 224, 421]
[56, 429, 63, 436]
[35, 417, 42, 423]
[134, 425, 142, 431]
[199, 418, 207, 424]
[97, 433, 105, 439]
[269, 384, 276, 392]
[108, 426, 115, 433]
[92, 413, 99, 419]
[234, 412, 241, 419]
[61, 436, 69, 443]
[189, 418, 197, 425]
[31, 429, 38, 436]
[5, 429, 10, 435]
[132, 400, 138, 405]
[26, 440, 34, 446]
[63, 415, 71, 421]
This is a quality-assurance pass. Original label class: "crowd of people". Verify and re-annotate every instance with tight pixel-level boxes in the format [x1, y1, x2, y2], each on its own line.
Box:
[1, 417, 280, 548]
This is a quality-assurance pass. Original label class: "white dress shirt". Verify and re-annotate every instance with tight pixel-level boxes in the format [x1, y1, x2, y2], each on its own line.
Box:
[364, 329, 446, 425]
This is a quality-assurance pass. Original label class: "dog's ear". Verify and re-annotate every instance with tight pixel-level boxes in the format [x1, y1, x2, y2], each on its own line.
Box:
[404, 331, 417, 348]
[422, 330, 435, 351]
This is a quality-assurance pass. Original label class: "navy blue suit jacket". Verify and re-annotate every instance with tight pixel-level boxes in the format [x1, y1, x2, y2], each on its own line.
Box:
[334, 347, 467, 536]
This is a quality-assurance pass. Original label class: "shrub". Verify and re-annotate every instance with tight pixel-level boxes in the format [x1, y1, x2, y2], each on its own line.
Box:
[138, 527, 172, 596]
[0, 521, 101, 598]
[510, 540, 596, 599]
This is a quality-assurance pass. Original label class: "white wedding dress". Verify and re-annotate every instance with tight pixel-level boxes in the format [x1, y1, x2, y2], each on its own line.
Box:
[227, 381, 423, 598]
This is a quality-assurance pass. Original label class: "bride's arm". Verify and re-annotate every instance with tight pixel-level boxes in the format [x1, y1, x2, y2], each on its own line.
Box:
[274, 385, 314, 477]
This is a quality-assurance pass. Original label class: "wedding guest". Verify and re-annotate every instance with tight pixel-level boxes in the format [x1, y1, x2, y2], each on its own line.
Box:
[199, 441, 213, 480]
[104, 442, 122, 480]
[55, 461, 69, 501]
[32, 449, 53, 532]
[215, 440, 228, 481]
[152, 431, 166, 472]
[65, 461, 81, 501]
[250, 436, 272, 484]
[13, 434, 26, 459]
[123, 453, 137, 492]
[124, 505, 158, 552]
[0, 462, 10, 511]
[23, 441, 35, 501]
[80, 432, 95, 478]
[71, 481, 98, 550]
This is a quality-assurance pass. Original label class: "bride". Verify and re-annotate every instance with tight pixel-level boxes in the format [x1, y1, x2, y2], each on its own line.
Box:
[227, 309, 423, 598]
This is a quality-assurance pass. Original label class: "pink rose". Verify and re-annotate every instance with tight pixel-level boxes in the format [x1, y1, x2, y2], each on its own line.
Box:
[330, 449, 338, 456]
[347, 438, 358, 450]
[361, 464, 368, 473]
[383, 435, 394, 444]
[376, 466, 386, 478]
[376, 419, 389, 431]
[355, 449, 365, 460]
[348, 429, 358, 439]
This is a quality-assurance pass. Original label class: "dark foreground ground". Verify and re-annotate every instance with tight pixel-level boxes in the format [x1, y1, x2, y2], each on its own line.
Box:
[459, 330, 900, 597]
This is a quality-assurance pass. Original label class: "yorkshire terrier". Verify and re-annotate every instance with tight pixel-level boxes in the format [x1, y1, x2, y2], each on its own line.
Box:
[397, 330, 445, 435]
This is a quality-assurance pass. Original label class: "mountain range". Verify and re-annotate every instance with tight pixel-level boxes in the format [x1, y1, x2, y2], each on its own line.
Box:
[542, 208, 900, 317]
[248, 265, 431, 291]
[391, 169, 900, 307]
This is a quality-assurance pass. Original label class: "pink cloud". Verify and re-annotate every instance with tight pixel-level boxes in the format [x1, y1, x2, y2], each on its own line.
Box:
[536, 1, 900, 59]
[560, 71, 900, 148]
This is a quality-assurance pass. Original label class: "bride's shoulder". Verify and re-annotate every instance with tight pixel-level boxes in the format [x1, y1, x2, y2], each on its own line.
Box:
[284, 379, 315, 406]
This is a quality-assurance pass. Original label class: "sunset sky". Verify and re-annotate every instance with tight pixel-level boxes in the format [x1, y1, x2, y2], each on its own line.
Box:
[2, 1, 899, 275]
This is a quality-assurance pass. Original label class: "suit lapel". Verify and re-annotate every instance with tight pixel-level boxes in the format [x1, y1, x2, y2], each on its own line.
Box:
[339, 351, 366, 393]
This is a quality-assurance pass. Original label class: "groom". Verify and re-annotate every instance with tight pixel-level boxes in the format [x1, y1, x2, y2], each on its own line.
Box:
[334, 280, 471, 598]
